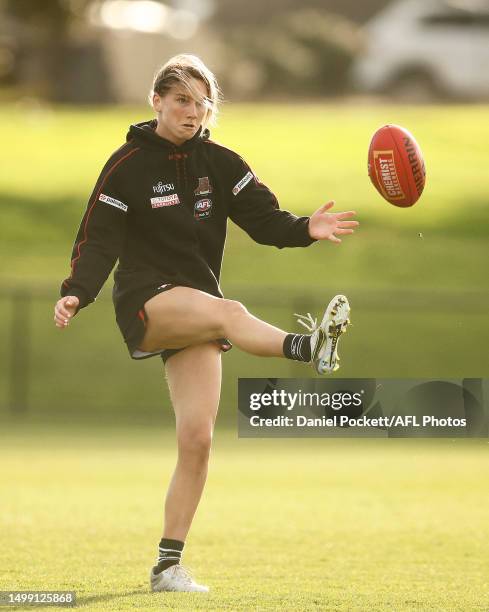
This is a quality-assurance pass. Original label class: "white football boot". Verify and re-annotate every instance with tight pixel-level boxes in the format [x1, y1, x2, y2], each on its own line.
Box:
[150, 564, 209, 593]
[295, 294, 350, 374]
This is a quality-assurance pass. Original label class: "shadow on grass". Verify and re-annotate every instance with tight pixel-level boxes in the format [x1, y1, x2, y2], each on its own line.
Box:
[77, 589, 147, 607]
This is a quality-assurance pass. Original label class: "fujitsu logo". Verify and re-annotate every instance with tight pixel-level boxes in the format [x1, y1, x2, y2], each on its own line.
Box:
[153, 181, 175, 194]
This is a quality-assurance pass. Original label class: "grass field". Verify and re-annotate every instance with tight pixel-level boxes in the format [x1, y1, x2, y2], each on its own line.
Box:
[1, 425, 489, 611]
[1, 104, 487, 612]
[1, 103, 488, 421]
[2, 103, 489, 264]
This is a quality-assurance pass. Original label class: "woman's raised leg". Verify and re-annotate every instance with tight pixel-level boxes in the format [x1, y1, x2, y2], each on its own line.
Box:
[139, 286, 286, 356]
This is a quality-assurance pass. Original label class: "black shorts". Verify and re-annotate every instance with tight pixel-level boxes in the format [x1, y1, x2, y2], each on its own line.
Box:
[121, 284, 232, 364]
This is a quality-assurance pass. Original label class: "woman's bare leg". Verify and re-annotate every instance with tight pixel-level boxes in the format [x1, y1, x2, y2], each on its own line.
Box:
[162, 342, 221, 541]
[139, 287, 287, 355]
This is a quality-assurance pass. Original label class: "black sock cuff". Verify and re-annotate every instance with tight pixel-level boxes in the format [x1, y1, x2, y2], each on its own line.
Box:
[283, 333, 311, 362]
[159, 538, 185, 552]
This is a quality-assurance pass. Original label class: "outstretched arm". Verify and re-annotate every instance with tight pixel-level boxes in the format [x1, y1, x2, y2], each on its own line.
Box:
[227, 153, 358, 248]
[308, 201, 359, 244]
[229, 168, 314, 249]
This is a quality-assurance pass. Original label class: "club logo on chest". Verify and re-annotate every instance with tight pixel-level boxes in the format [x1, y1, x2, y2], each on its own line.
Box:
[194, 177, 213, 196]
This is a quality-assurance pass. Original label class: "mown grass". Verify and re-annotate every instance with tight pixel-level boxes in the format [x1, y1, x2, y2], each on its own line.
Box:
[3, 102, 488, 280]
[2, 103, 489, 254]
[1, 106, 487, 611]
[1, 426, 488, 611]
[0, 103, 488, 421]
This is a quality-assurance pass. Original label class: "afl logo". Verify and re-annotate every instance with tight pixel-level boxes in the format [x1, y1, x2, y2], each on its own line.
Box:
[194, 198, 213, 220]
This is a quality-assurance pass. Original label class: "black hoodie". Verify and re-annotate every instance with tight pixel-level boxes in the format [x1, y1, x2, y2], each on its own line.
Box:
[60, 120, 315, 326]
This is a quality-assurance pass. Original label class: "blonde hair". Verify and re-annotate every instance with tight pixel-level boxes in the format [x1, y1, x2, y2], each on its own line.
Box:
[149, 54, 221, 128]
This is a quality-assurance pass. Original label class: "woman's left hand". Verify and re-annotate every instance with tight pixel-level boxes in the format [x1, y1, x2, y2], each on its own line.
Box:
[308, 201, 359, 244]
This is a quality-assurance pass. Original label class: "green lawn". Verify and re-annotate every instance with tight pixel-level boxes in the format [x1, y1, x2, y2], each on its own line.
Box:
[1, 106, 487, 610]
[2, 103, 489, 260]
[0, 104, 488, 421]
[1, 425, 488, 611]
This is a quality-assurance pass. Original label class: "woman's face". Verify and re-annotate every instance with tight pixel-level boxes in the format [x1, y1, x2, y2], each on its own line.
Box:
[153, 78, 208, 146]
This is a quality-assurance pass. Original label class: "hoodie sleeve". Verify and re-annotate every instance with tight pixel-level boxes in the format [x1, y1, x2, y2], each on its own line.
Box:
[60, 155, 132, 312]
[228, 154, 316, 249]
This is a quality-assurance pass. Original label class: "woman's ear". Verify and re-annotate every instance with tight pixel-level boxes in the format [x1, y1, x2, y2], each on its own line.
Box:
[152, 93, 162, 112]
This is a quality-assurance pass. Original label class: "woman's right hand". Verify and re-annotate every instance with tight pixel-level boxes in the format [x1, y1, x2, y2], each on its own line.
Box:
[54, 296, 80, 329]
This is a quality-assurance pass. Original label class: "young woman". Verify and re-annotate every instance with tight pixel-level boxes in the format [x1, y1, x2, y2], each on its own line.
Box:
[53, 54, 358, 593]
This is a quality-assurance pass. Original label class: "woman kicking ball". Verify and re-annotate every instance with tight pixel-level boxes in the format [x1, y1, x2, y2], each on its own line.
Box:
[54, 54, 358, 593]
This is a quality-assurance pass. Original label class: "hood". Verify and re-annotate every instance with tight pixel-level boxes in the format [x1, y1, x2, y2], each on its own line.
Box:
[126, 119, 210, 152]
[127, 119, 210, 193]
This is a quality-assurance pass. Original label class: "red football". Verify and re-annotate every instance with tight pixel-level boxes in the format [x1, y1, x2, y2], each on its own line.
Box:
[368, 124, 426, 207]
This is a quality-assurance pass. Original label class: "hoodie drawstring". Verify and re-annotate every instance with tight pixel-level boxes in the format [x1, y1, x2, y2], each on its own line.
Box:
[168, 151, 188, 192]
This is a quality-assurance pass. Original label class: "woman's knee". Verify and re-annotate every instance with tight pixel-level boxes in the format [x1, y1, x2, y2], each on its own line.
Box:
[219, 299, 248, 334]
[177, 425, 213, 464]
